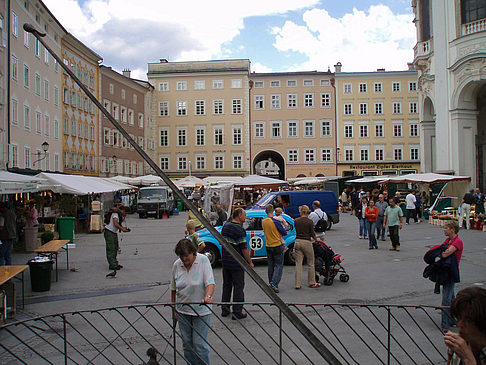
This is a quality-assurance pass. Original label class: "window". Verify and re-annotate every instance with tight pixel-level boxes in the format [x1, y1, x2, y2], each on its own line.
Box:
[44, 115, 49, 136]
[43, 80, 49, 101]
[214, 155, 224, 169]
[360, 148, 369, 161]
[321, 93, 331, 107]
[195, 100, 205, 115]
[409, 81, 417, 92]
[359, 83, 367, 93]
[34, 73, 41, 95]
[194, 80, 205, 90]
[409, 102, 418, 114]
[320, 79, 330, 86]
[344, 103, 353, 115]
[213, 99, 223, 114]
[271, 94, 281, 109]
[54, 154, 59, 171]
[359, 103, 368, 115]
[159, 128, 169, 146]
[270, 80, 280, 87]
[64, 118, 69, 135]
[461, 0, 486, 23]
[232, 126, 242, 145]
[304, 93, 314, 107]
[24, 30, 30, 47]
[254, 81, 264, 88]
[410, 146, 420, 160]
[304, 120, 315, 137]
[271, 121, 281, 138]
[177, 128, 187, 146]
[374, 102, 383, 114]
[89, 125, 94, 140]
[24, 146, 30, 169]
[128, 110, 134, 125]
[345, 148, 354, 161]
[12, 55, 18, 81]
[410, 122, 419, 137]
[159, 101, 169, 116]
[178, 156, 187, 170]
[12, 11, 18, 36]
[304, 148, 315, 163]
[320, 120, 332, 137]
[232, 154, 243, 169]
[35, 111, 41, 134]
[344, 124, 353, 138]
[393, 122, 403, 137]
[214, 126, 224, 144]
[109, 84, 114, 94]
[375, 123, 384, 137]
[196, 128, 205, 146]
[176, 81, 187, 90]
[213, 80, 223, 89]
[160, 156, 169, 170]
[11, 99, 18, 125]
[159, 82, 169, 91]
[232, 99, 242, 114]
[392, 82, 401, 92]
[23, 105, 30, 130]
[359, 124, 369, 138]
[288, 149, 298, 163]
[24, 64, 30, 88]
[287, 94, 297, 108]
[254, 122, 264, 138]
[121, 89, 126, 100]
[11, 144, 18, 167]
[375, 147, 384, 161]
[133, 94, 137, 104]
[283, 120, 295, 138]
[72, 120, 77, 137]
[54, 86, 59, 106]
[231, 79, 242, 88]
[255, 95, 264, 109]
[45, 152, 50, 170]
[343, 83, 352, 94]
[177, 101, 187, 116]
[196, 155, 206, 170]
[394, 147, 403, 160]
[35, 38, 40, 57]
[287, 80, 297, 87]
[321, 148, 332, 162]
[374, 82, 382, 93]
[113, 103, 120, 120]
[393, 102, 402, 114]
[303, 79, 314, 86]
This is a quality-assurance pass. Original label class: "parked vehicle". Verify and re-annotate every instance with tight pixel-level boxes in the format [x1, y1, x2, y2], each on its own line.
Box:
[197, 210, 297, 266]
[247, 190, 339, 230]
[136, 186, 174, 218]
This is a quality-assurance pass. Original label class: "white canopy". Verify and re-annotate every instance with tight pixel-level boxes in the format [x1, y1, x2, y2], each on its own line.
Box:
[293, 176, 342, 186]
[36, 172, 135, 195]
[0, 170, 45, 193]
[175, 175, 205, 188]
[202, 176, 242, 185]
[233, 175, 287, 188]
[109, 175, 133, 184]
[379, 173, 471, 184]
[349, 175, 396, 184]
[128, 174, 165, 186]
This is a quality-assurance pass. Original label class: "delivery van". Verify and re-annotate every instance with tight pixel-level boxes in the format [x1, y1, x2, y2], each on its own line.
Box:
[137, 186, 174, 218]
[247, 190, 339, 229]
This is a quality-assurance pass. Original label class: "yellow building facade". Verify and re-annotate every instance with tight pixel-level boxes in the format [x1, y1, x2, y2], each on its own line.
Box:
[335, 67, 420, 176]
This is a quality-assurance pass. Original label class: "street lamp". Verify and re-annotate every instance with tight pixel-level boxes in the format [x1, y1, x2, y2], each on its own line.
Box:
[188, 160, 192, 176]
[32, 141, 49, 166]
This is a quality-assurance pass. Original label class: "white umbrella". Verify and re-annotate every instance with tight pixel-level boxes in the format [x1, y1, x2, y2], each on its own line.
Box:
[175, 175, 205, 188]
[233, 175, 287, 188]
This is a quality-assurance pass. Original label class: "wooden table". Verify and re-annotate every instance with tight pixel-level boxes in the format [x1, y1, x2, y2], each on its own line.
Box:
[0, 265, 28, 310]
[34, 239, 70, 282]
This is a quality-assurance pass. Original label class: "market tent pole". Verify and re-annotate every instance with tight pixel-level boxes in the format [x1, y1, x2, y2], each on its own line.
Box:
[23, 23, 341, 364]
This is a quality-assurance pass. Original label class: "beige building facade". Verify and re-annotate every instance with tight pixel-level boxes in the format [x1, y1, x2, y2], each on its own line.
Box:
[335, 65, 421, 177]
[148, 59, 251, 178]
[250, 72, 336, 179]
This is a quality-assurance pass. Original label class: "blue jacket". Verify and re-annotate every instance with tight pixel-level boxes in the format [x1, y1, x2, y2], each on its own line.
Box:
[423, 244, 460, 284]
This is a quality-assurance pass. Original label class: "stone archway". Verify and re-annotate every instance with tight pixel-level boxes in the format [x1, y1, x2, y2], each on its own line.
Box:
[421, 96, 436, 172]
[476, 85, 486, 191]
[253, 150, 285, 180]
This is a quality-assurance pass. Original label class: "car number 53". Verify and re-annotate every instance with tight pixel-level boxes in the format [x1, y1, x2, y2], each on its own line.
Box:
[249, 236, 264, 251]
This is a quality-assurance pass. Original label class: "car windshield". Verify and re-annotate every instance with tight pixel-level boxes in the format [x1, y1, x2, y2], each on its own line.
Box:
[255, 193, 277, 207]
[244, 217, 263, 231]
[138, 189, 167, 199]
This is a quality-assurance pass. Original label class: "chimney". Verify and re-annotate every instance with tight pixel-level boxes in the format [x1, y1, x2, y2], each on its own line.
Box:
[407, 62, 415, 71]
[122, 69, 131, 78]
[334, 62, 342, 73]
[160, 58, 168, 63]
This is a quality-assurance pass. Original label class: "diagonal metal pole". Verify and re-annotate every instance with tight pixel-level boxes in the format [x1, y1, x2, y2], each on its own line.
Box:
[24, 23, 342, 365]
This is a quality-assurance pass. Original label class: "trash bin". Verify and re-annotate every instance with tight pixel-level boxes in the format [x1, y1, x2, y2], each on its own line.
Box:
[28, 258, 53, 292]
[24, 226, 39, 252]
[56, 217, 75, 243]
[176, 198, 184, 212]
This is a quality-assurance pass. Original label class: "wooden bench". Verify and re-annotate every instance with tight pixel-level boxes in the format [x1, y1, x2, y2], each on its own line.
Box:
[34, 239, 70, 282]
[0, 265, 28, 314]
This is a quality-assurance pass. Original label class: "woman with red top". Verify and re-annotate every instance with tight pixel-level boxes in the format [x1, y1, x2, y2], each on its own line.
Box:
[365, 199, 379, 249]
[440, 220, 464, 333]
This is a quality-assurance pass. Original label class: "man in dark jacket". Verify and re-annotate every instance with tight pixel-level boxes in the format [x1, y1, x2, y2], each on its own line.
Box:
[0, 202, 17, 265]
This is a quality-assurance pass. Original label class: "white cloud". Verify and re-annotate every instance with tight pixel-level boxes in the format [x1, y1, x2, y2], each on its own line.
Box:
[251, 62, 274, 73]
[272, 5, 416, 72]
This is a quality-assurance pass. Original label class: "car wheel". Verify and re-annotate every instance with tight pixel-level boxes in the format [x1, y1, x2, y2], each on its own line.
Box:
[326, 220, 333, 231]
[138, 213, 145, 219]
[284, 243, 295, 265]
[202, 244, 220, 267]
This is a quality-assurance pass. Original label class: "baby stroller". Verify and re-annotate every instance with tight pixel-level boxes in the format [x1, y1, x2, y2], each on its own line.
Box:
[313, 239, 349, 286]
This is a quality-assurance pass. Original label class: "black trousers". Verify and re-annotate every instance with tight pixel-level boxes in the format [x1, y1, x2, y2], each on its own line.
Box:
[406, 208, 417, 223]
[222, 268, 245, 315]
[389, 225, 400, 248]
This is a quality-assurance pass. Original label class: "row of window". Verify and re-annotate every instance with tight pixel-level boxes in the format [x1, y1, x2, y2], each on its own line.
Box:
[159, 154, 244, 171]
[10, 144, 59, 171]
[63, 118, 96, 141]
[64, 152, 97, 171]
[159, 79, 243, 92]
[342, 81, 417, 94]
[12, 55, 60, 99]
[341, 146, 420, 162]
[107, 83, 138, 105]
[343, 120, 419, 138]
[62, 58, 95, 90]
[343, 101, 418, 115]
[63, 88, 97, 115]
[12, 3, 59, 43]
[253, 79, 331, 88]
[103, 100, 144, 127]
[10, 99, 60, 139]
[158, 99, 242, 116]
[103, 128, 155, 151]
[99, 158, 144, 175]
[159, 125, 243, 147]
[254, 93, 331, 110]
[254, 120, 332, 139]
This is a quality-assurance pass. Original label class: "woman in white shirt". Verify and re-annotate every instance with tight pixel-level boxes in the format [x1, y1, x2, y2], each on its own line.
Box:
[171, 239, 215, 365]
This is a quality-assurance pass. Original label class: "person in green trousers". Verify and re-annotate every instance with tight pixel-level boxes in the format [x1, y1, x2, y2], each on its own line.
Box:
[104, 206, 130, 271]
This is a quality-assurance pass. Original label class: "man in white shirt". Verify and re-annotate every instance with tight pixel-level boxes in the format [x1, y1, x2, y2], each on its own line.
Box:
[405, 191, 417, 224]
[308, 201, 328, 240]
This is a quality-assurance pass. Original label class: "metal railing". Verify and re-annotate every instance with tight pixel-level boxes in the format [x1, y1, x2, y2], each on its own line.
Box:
[0, 302, 449, 364]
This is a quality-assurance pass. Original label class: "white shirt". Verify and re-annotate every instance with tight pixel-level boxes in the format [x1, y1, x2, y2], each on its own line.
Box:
[405, 193, 416, 209]
[308, 208, 328, 226]
[171, 253, 215, 316]
[105, 212, 119, 233]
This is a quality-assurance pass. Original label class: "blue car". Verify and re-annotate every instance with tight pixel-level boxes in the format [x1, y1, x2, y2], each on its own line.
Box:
[197, 210, 297, 266]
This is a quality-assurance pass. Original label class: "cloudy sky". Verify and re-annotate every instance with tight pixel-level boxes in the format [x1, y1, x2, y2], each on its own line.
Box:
[43, 0, 416, 80]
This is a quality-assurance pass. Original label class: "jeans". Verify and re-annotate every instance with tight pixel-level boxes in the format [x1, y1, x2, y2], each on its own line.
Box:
[389, 225, 400, 248]
[441, 282, 456, 330]
[376, 216, 385, 239]
[406, 209, 417, 223]
[267, 245, 284, 288]
[221, 269, 245, 315]
[366, 221, 377, 248]
[459, 203, 471, 229]
[0, 239, 13, 265]
[178, 312, 211, 365]
[359, 218, 367, 238]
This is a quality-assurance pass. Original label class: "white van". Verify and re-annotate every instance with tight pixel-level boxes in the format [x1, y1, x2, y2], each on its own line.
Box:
[136, 186, 174, 218]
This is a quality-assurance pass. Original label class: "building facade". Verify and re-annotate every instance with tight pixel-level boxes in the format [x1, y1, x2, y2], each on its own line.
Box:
[250, 72, 336, 179]
[412, 0, 485, 190]
[61, 33, 101, 175]
[99, 66, 151, 177]
[8, 0, 66, 173]
[148, 59, 251, 178]
[0, 0, 7, 169]
[335, 64, 421, 176]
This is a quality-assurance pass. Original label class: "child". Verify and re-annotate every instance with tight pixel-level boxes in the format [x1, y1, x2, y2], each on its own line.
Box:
[185, 220, 206, 252]
[274, 207, 289, 251]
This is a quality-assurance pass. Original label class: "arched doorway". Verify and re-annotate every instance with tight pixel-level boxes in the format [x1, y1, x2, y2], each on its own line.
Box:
[477, 85, 486, 191]
[253, 150, 285, 180]
[421, 96, 436, 173]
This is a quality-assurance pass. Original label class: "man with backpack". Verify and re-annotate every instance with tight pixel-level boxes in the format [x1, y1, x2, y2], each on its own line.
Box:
[104, 206, 131, 271]
[309, 201, 328, 241]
